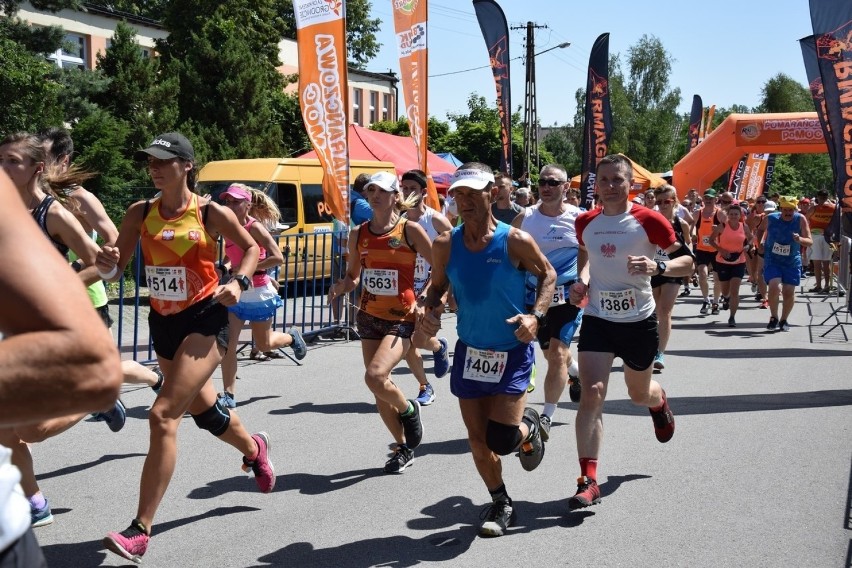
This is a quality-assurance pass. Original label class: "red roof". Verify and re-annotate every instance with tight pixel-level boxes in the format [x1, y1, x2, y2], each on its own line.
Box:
[298, 124, 457, 191]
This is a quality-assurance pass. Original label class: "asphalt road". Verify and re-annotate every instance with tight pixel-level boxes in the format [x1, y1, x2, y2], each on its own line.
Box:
[32, 280, 852, 567]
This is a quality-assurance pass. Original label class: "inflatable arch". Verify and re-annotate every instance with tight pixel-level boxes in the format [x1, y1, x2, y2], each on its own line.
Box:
[672, 112, 829, 198]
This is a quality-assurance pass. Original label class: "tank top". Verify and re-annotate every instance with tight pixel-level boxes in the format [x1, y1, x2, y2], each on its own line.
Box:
[356, 218, 417, 322]
[655, 215, 686, 262]
[446, 222, 526, 351]
[715, 221, 747, 265]
[140, 193, 219, 315]
[695, 208, 719, 252]
[809, 202, 834, 233]
[31, 195, 69, 257]
[410, 207, 439, 295]
[225, 217, 269, 288]
[763, 211, 802, 267]
[520, 203, 581, 305]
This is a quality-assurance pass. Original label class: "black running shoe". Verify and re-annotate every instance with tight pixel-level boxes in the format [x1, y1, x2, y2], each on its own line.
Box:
[479, 499, 516, 537]
[766, 316, 779, 331]
[383, 445, 414, 474]
[568, 374, 582, 403]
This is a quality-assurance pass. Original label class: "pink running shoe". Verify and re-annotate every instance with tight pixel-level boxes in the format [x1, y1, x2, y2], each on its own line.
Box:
[242, 432, 276, 493]
[103, 519, 149, 564]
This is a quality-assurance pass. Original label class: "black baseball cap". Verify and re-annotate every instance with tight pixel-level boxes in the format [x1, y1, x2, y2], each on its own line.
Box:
[134, 132, 195, 161]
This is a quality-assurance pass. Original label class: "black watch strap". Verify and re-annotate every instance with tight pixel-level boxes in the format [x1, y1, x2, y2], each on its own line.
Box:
[234, 274, 251, 291]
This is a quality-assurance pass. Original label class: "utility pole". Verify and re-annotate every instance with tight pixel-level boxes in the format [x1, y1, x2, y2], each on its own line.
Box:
[510, 21, 547, 179]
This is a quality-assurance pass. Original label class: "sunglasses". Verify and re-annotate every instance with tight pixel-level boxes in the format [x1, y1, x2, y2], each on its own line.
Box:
[538, 179, 564, 187]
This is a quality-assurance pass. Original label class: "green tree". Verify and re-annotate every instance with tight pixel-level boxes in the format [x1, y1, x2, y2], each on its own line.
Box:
[1, 0, 73, 54]
[757, 73, 813, 113]
[0, 38, 63, 133]
[157, 0, 287, 160]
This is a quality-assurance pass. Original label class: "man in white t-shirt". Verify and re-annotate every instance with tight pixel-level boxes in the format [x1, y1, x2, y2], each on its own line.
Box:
[566, 154, 694, 511]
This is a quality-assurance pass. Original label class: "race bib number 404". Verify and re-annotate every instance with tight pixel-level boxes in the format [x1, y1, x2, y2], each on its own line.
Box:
[598, 289, 638, 319]
[462, 347, 508, 383]
[146, 266, 188, 301]
[363, 268, 399, 296]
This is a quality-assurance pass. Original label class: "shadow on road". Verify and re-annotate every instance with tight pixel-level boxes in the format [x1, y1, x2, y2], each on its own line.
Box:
[37, 453, 147, 481]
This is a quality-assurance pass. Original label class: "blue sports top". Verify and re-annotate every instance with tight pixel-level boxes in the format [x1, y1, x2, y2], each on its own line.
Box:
[764, 211, 802, 267]
[446, 222, 526, 351]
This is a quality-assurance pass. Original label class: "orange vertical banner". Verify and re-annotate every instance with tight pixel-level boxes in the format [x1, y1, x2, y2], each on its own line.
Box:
[294, 0, 350, 224]
[392, 0, 439, 209]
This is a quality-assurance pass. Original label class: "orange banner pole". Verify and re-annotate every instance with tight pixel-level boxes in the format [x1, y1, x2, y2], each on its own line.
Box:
[392, 0, 440, 209]
[294, 0, 350, 225]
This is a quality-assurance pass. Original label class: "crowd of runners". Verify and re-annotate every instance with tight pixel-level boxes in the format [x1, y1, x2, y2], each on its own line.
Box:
[0, 126, 842, 563]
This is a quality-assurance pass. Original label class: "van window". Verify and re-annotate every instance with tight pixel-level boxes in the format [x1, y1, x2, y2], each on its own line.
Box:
[302, 184, 335, 224]
[272, 183, 298, 226]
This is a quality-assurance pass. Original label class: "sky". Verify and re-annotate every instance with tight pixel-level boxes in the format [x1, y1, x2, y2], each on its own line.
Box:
[366, 0, 814, 126]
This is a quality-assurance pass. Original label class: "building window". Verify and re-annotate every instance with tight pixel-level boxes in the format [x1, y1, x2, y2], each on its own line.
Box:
[47, 33, 87, 70]
[352, 89, 362, 125]
[382, 93, 391, 121]
[369, 92, 378, 124]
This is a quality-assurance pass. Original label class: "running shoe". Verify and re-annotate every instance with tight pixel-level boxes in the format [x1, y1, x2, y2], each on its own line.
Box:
[649, 389, 675, 443]
[218, 391, 236, 409]
[433, 337, 450, 378]
[755, 292, 763, 302]
[653, 351, 665, 370]
[104, 519, 149, 564]
[415, 383, 435, 407]
[568, 476, 601, 510]
[766, 317, 779, 331]
[721, 296, 730, 311]
[679, 286, 691, 297]
[778, 320, 791, 332]
[479, 499, 515, 537]
[711, 302, 720, 315]
[751, 282, 758, 294]
[151, 365, 164, 394]
[760, 300, 769, 309]
[539, 414, 552, 442]
[383, 444, 414, 474]
[699, 301, 709, 315]
[691, 274, 698, 287]
[242, 432, 276, 493]
[728, 317, 736, 328]
[808, 286, 823, 293]
[95, 399, 127, 433]
[31, 500, 53, 528]
[289, 327, 307, 360]
[399, 400, 423, 449]
[568, 374, 581, 403]
[518, 407, 545, 471]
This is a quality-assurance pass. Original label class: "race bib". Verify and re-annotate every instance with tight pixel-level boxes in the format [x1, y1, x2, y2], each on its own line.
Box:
[363, 268, 399, 296]
[462, 347, 508, 383]
[771, 242, 791, 256]
[599, 289, 639, 319]
[414, 256, 429, 282]
[146, 266, 188, 301]
[550, 286, 567, 307]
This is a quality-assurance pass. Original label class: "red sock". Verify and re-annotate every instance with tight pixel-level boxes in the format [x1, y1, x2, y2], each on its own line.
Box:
[579, 457, 598, 481]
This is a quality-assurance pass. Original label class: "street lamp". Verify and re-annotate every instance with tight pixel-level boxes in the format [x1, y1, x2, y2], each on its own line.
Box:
[523, 39, 570, 177]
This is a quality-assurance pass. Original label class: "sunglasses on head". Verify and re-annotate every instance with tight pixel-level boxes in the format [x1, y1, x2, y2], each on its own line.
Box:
[538, 178, 564, 187]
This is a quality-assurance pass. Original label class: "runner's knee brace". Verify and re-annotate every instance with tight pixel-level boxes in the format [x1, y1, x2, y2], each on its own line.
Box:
[192, 401, 231, 437]
[486, 420, 522, 456]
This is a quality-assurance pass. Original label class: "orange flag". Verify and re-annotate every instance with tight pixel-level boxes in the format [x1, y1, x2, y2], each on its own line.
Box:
[294, 0, 350, 225]
[392, 0, 440, 209]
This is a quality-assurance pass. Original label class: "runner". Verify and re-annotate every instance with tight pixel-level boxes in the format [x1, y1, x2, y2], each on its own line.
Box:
[567, 154, 694, 511]
[218, 183, 307, 409]
[97, 132, 275, 563]
[512, 164, 583, 436]
[651, 185, 691, 368]
[420, 163, 555, 537]
[756, 195, 812, 331]
[694, 189, 722, 315]
[746, 196, 770, 307]
[327, 171, 430, 474]
[400, 170, 452, 406]
[710, 200, 755, 327]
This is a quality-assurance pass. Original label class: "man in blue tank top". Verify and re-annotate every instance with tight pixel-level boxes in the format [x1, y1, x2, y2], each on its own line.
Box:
[420, 162, 556, 538]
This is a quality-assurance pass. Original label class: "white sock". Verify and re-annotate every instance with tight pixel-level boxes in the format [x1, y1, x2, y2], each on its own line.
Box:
[542, 402, 557, 418]
[568, 360, 579, 378]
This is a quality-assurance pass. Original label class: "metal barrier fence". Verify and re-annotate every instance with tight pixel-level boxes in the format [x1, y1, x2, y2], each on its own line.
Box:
[112, 230, 352, 363]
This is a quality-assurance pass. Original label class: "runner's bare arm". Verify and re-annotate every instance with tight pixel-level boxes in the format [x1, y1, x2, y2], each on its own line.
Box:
[508, 227, 556, 328]
[328, 227, 363, 303]
[405, 220, 433, 267]
[70, 187, 119, 243]
[248, 222, 284, 271]
[96, 200, 149, 281]
[420, 232, 451, 337]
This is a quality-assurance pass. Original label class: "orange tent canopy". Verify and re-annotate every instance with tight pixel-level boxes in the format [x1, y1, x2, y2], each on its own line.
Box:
[569, 154, 667, 193]
[298, 124, 457, 192]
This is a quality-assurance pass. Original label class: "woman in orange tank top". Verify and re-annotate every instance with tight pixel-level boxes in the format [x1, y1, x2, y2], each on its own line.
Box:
[95, 133, 275, 563]
[327, 171, 434, 473]
[710, 202, 755, 327]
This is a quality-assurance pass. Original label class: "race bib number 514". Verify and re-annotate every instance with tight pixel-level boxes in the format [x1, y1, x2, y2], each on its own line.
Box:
[145, 266, 188, 301]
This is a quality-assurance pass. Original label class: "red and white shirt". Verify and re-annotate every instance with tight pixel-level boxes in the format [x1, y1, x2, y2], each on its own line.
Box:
[576, 203, 676, 322]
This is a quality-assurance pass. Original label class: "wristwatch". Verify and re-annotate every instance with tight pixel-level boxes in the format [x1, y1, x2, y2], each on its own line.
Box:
[655, 260, 667, 276]
[531, 309, 547, 328]
[233, 274, 251, 291]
